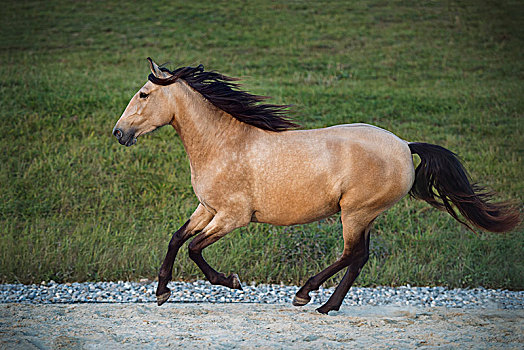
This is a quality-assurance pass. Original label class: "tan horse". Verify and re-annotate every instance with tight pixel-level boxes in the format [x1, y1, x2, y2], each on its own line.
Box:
[112, 58, 519, 314]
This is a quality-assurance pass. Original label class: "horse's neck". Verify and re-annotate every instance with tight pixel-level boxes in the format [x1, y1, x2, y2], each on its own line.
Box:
[169, 82, 252, 171]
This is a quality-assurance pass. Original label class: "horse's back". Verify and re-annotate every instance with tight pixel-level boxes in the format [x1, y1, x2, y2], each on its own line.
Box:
[286, 123, 413, 178]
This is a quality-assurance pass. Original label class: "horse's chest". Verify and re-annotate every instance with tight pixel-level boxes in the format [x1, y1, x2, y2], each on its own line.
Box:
[191, 179, 218, 215]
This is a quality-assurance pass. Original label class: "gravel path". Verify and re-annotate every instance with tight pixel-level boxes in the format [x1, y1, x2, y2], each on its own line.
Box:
[1, 280, 523, 309]
[2, 281, 523, 349]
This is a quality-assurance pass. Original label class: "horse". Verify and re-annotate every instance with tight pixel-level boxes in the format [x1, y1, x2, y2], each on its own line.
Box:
[112, 58, 520, 314]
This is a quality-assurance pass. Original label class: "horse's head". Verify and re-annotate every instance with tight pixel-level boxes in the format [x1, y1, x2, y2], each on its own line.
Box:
[112, 58, 176, 146]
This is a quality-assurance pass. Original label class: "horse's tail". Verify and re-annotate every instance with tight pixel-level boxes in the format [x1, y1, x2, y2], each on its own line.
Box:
[408, 142, 520, 232]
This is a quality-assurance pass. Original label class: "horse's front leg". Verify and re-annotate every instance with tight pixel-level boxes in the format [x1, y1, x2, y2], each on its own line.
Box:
[156, 204, 213, 306]
[187, 213, 248, 290]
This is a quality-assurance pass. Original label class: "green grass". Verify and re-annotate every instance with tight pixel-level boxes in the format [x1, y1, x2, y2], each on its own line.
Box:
[0, 0, 522, 289]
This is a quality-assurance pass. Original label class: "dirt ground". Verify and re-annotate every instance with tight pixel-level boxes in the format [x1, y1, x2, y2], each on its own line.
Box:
[1, 303, 522, 349]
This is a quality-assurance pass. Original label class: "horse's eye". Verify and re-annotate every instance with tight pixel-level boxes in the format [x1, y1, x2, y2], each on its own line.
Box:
[139, 92, 149, 99]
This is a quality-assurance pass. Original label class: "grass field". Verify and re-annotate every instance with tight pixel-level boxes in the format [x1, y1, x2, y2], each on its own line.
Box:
[1, 0, 522, 288]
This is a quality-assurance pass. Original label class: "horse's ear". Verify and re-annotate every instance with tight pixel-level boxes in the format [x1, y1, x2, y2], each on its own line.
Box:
[147, 57, 171, 79]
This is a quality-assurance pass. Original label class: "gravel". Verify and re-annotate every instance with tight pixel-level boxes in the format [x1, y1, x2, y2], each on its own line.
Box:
[1, 280, 522, 309]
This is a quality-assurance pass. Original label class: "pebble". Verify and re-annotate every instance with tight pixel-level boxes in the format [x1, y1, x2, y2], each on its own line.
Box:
[0, 281, 522, 309]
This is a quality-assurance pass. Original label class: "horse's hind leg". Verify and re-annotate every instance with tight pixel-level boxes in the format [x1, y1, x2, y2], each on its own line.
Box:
[188, 213, 248, 290]
[156, 204, 213, 306]
[293, 213, 373, 309]
[316, 225, 371, 314]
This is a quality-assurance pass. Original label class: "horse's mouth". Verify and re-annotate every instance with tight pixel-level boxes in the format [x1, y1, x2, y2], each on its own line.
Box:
[118, 133, 137, 147]
[124, 137, 137, 147]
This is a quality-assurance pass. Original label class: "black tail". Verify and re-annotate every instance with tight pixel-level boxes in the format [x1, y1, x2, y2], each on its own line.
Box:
[408, 142, 520, 233]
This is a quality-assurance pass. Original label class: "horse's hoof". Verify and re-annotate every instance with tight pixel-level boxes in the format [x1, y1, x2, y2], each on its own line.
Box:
[156, 291, 171, 306]
[316, 304, 339, 314]
[229, 274, 243, 290]
[292, 295, 311, 307]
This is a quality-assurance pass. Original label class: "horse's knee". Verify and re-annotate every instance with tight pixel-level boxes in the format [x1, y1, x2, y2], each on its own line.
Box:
[187, 242, 197, 256]
[187, 241, 200, 260]
[168, 237, 182, 250]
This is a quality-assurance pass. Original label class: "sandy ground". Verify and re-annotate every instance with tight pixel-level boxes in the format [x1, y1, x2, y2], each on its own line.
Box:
[1, 303, 522, 349]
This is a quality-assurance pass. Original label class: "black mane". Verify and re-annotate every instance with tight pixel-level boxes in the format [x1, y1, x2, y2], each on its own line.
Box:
[148, 65, 299, 132]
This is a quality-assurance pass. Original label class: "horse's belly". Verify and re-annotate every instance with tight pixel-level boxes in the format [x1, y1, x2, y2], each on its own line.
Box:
[251, 184, 341, 225]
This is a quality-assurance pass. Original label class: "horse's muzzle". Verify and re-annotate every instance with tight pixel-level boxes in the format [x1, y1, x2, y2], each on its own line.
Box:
[113, 127, 137, 147]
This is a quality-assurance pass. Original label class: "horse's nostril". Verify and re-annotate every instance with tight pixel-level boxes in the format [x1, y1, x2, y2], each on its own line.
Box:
[113, 128, 123, 140]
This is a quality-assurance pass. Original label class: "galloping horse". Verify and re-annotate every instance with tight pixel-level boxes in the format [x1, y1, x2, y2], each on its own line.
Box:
[112, 58, 519, 314]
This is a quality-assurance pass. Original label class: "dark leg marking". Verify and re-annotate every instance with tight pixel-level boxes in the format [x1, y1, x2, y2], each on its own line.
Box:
[316, 232, 370, 314]
[293, 226, 371, 311]
[156, 220, 198, 306]
[293, 255, 352, 306]
[188, 233, 242, 290]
